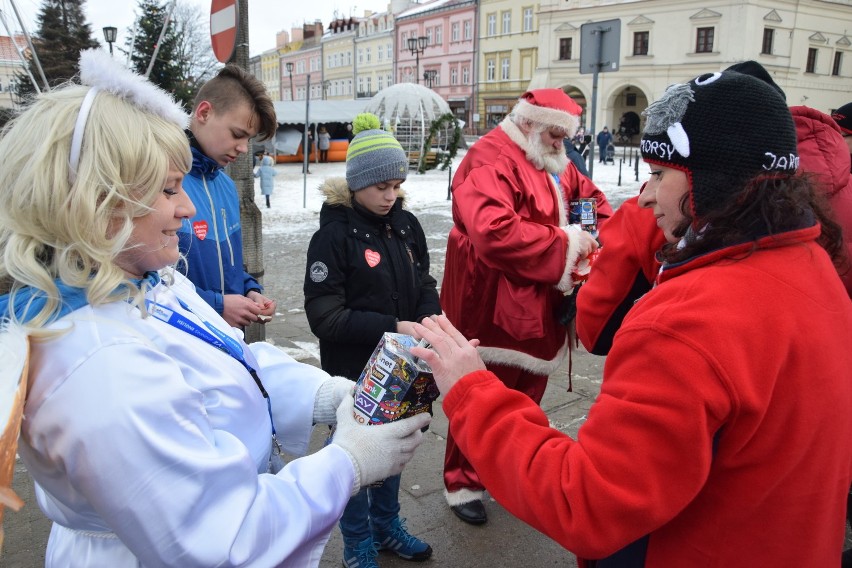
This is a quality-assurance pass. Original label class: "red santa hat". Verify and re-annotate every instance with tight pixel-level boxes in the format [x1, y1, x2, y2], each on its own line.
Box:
[511, 89, 582, 135]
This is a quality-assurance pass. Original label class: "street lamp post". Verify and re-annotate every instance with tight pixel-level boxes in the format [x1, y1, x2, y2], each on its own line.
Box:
[102, 26, 117, 56]
[285, 61, 294, 101]
[406, 36, 428, 84]
[423, 69, 437, 89]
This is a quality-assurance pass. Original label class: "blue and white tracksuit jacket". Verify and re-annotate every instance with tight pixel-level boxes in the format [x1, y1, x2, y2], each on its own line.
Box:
[178, 144, 262, 315]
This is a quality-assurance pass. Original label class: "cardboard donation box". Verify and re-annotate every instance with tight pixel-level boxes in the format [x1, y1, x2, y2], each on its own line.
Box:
[353, 333, 438, 425]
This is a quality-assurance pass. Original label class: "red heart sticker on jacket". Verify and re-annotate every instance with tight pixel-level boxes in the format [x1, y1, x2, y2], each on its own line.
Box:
[193, 220, 208, 240]
[365, 249, 381, 267]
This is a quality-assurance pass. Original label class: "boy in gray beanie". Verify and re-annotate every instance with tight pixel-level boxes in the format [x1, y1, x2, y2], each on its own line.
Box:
[304, 113, 440, 568]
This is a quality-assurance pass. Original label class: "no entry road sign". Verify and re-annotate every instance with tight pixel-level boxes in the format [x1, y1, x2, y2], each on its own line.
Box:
[211, 0, 239, 63]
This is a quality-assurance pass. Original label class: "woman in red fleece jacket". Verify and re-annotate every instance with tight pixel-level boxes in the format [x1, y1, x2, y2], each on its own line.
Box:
[412, 69, 852, 567]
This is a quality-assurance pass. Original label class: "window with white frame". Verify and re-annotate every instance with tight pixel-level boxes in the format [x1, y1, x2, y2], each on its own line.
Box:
[452, 22, 459, 42]
[401, 32, 408, 50]
[358, 49, 363, 64]
[559, 38, 572, 60]
[462, 66, 469, 84]
[487, 14, 496, 36]
[761, 28, 774, 55]
[695, 27, 714, 53]
[366, 47, 371, 63]
[436, 25, 442, 45]
[806, 47, 818, 73]
[427, 28, 433, 46]
[523, 7, 533, 32]
[501, 57, 510, 80]
[464, 20, 472, 40]
[487, 59, 495, 80]
[633, 31, 649, 56]
[451, 67, 458, 84]
[502, 11, 511, 35]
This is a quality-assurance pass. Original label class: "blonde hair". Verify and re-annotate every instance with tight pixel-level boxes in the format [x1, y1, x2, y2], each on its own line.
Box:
[0, 84, 191, 333]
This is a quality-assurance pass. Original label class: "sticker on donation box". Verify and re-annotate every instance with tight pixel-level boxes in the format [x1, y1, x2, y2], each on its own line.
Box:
[569, 198, 598, 237]
[352, 333, 438, 425]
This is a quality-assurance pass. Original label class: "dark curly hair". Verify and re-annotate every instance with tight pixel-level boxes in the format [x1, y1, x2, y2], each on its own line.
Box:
[659, 173, 848, 279]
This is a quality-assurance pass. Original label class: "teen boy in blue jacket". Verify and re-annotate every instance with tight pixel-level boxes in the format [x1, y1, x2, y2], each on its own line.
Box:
[178, 65, 277, 327]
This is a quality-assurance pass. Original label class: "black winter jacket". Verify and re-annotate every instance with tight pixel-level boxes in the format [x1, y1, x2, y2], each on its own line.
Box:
[304, 178, 441, 379]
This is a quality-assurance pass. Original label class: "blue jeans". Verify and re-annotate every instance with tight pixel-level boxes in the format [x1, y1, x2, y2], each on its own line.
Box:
[339, 474, 401, 548]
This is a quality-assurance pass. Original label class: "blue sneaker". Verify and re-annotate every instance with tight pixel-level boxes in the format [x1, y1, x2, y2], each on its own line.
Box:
[372, 517, 433, 561]
[342, 536, 379, 568]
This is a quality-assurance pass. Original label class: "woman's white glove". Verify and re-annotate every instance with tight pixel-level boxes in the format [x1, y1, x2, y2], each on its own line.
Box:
[312, 376, 355, 424]
[331, 394, 431, 495]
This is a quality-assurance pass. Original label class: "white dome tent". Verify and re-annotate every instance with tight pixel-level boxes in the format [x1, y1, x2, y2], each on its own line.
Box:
[364, 83, 461, 173]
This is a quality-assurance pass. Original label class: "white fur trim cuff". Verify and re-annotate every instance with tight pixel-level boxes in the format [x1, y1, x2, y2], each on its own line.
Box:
[445, 488, 485, 506]
[478, 341, 569, 377]
[557, 225, 584, 292]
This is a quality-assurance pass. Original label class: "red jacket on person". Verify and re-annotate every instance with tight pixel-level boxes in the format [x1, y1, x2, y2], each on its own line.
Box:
[441, 118, 612, 375]
[443, 224, 852, 566]
[792, 105, 852, 296]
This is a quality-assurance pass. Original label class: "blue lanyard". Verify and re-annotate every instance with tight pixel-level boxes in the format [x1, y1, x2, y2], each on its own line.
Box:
[146, 297, 277, 438]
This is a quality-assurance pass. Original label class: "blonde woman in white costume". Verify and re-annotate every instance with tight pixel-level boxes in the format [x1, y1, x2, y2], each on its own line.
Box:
[0, 50, 428, 567]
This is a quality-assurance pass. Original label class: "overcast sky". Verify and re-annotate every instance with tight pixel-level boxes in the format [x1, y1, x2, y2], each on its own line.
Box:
[4, 0, 392, 56]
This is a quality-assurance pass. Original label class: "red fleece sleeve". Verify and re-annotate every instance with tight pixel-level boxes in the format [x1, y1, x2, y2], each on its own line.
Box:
[442, 329, 730, 559]
[576, 196, 666, 354]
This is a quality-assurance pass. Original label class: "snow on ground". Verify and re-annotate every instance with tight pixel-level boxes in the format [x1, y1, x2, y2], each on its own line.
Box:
[257, 143, 648, 238]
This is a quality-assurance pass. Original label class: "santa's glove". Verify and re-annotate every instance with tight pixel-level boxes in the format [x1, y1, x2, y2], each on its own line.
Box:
[312, 376, 355, 425]
[331, 394, 431, 495]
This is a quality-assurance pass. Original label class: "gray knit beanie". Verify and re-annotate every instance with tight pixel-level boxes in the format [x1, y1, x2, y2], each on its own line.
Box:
[346, 113, 408, 191]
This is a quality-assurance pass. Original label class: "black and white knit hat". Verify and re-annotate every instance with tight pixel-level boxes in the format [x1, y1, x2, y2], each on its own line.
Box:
[640, 69, 799, 218]
[346, 113, 408, 192]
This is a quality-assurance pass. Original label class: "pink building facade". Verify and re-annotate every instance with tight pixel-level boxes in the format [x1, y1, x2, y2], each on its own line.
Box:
[396, 0, 477, 126]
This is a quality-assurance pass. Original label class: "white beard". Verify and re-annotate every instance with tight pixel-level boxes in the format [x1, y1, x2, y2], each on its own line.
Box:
[524, 131, 570, 173]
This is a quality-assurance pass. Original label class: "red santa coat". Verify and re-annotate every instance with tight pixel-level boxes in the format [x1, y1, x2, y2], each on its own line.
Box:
[443, 224, 852, 566]
[442, 119, 612, 374]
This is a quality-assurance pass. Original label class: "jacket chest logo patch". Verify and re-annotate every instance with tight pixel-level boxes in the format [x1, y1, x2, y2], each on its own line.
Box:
[193, 220, 208, 240]
[364, 249, 381, 267]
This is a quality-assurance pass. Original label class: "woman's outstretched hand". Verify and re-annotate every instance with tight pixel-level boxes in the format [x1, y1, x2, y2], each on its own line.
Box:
[411, 315, 485, 396]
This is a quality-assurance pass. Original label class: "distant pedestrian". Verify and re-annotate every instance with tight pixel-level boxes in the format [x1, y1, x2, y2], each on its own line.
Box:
[596, 126, 612, 163]
[318, 126, 331, 163]
[255, 152, 277, 208]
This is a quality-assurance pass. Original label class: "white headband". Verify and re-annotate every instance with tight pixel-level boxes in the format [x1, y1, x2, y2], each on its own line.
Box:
[68, 49, 189, 183]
